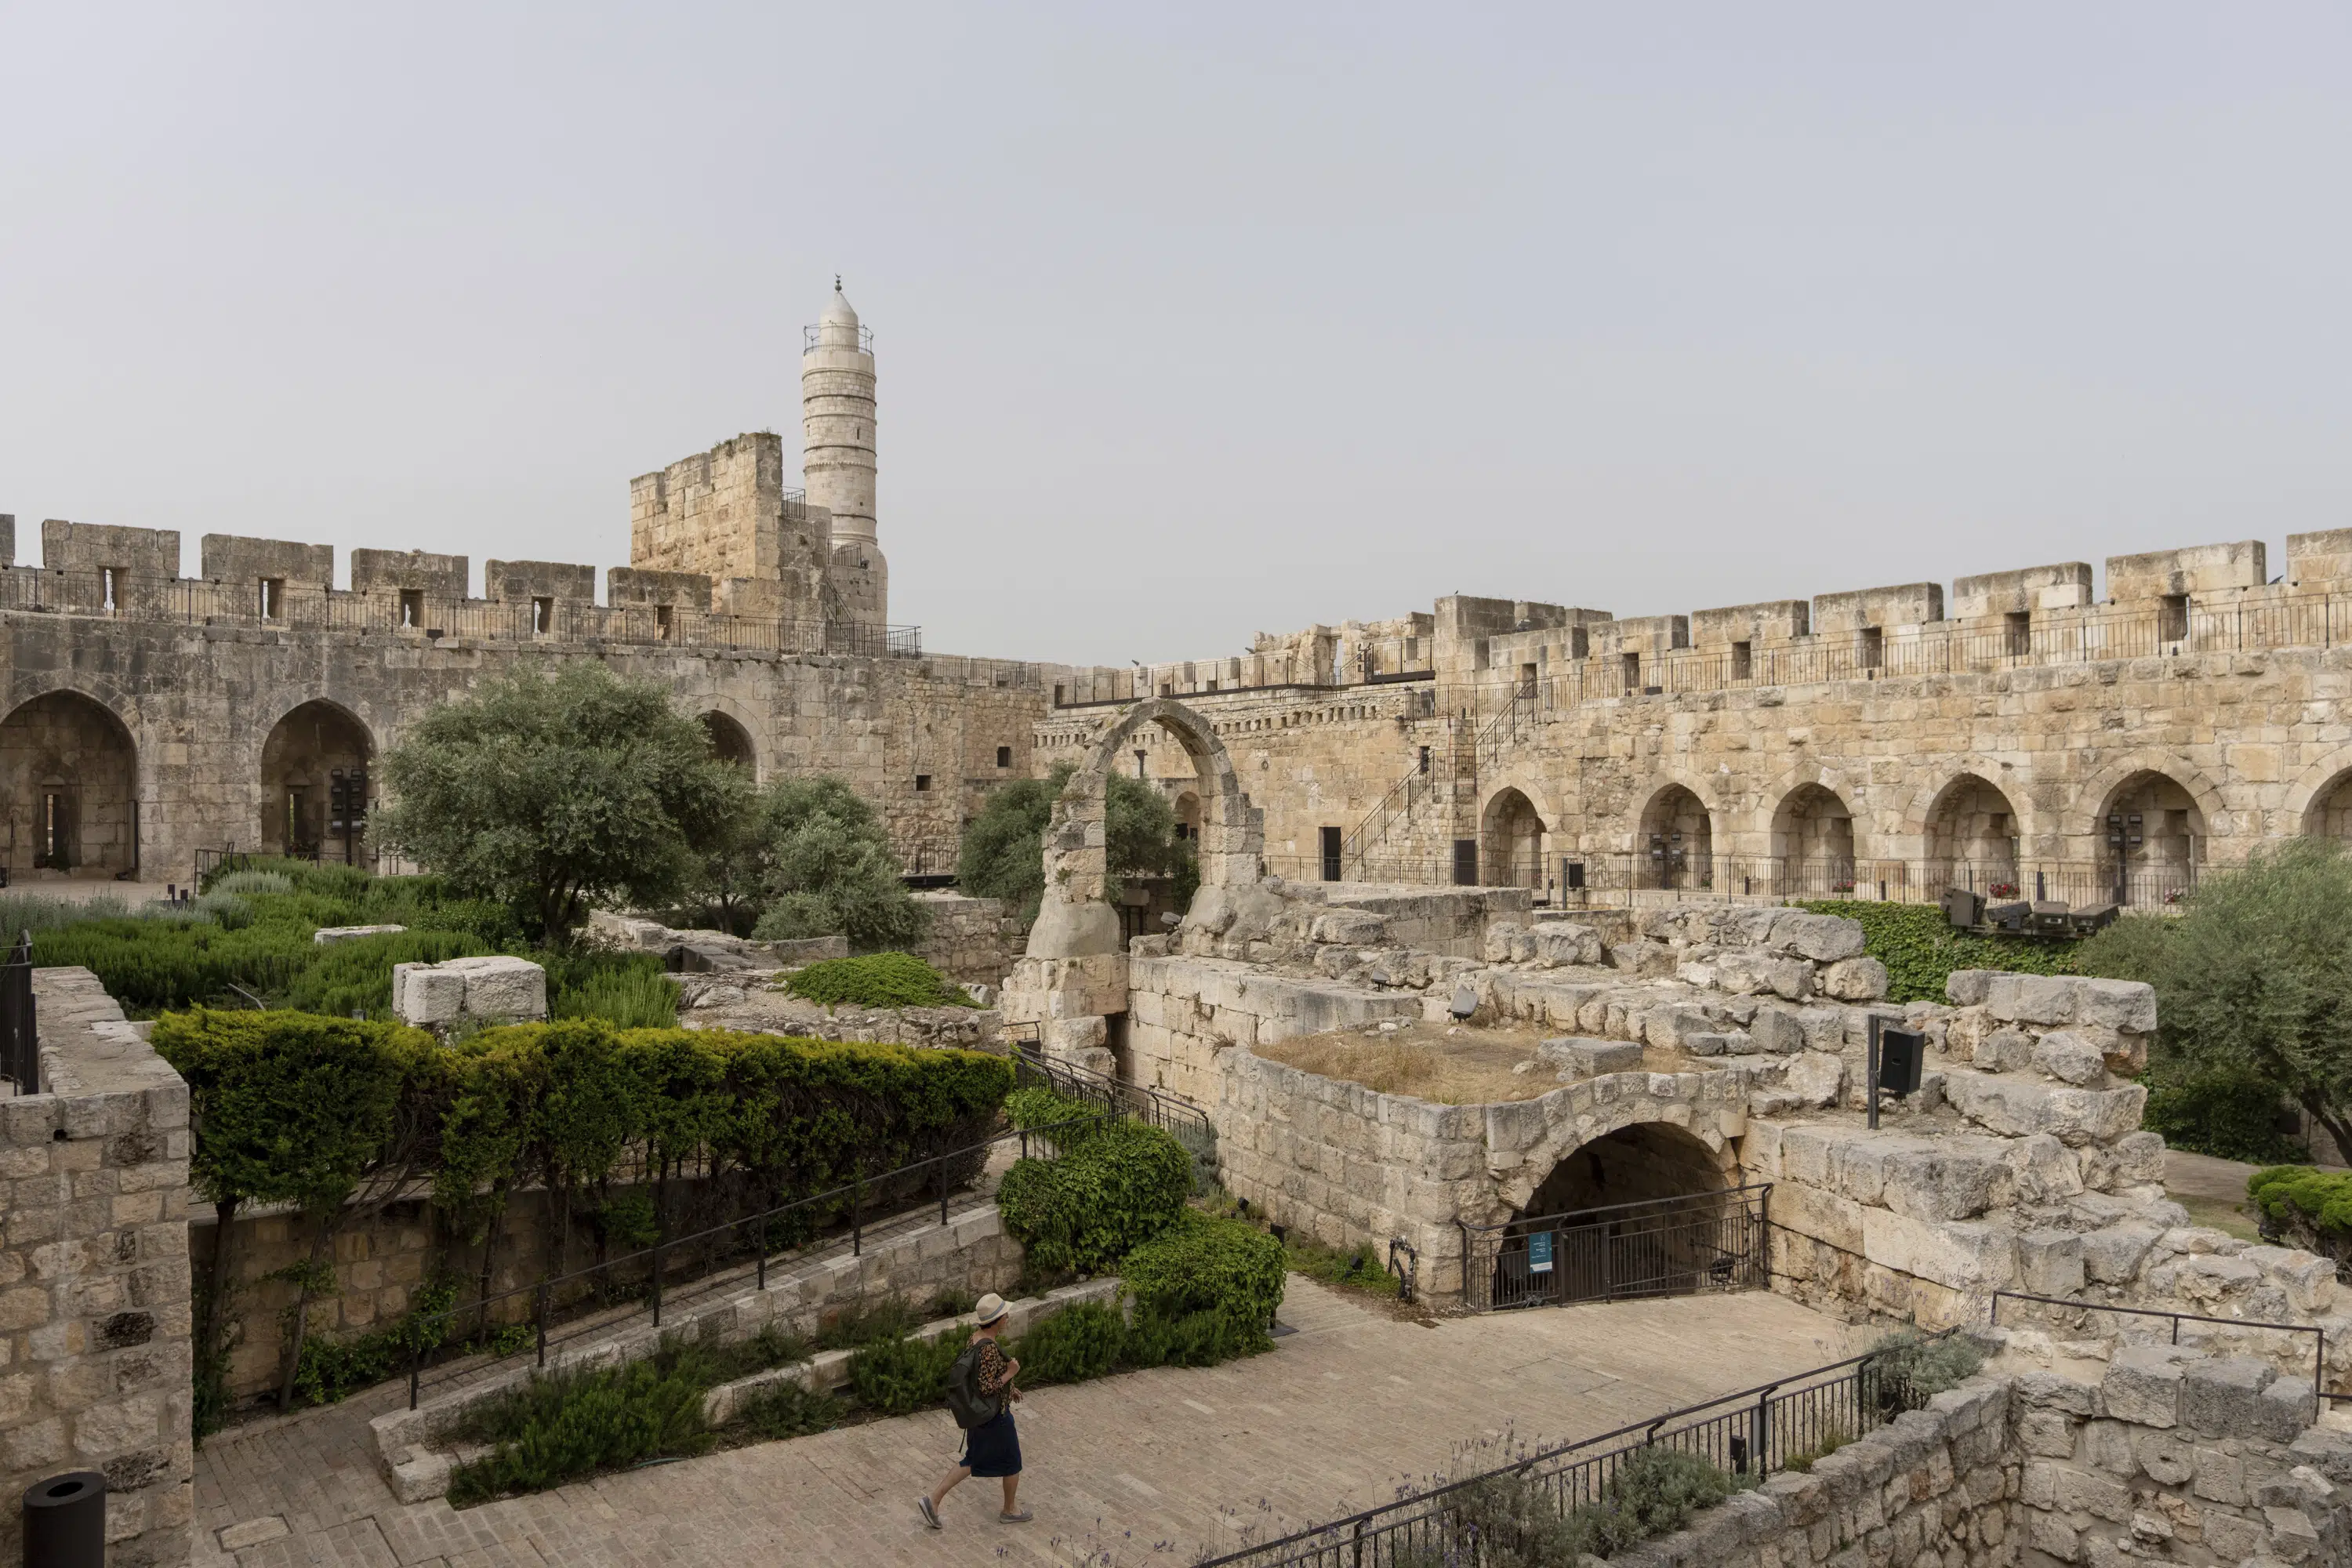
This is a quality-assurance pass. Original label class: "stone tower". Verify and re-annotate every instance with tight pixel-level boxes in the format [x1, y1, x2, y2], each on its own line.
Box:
[804, 281, 888, 636]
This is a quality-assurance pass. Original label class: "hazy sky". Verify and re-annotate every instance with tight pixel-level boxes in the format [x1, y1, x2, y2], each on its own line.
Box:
[3, 5, 2346, 664]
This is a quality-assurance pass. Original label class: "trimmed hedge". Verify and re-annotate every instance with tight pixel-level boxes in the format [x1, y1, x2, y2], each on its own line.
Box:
[2249, 1166, 2352, 1267]
[1121, 1210, 1287, 1337]
[782, 952, 973, 1010]
[1795, 900, 2080, 1004]
[994, 1119, 1193, 1274]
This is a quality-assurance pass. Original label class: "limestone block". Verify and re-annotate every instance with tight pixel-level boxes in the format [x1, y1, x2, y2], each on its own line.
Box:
[1984, 973, 2078, 1025]
[2110, 1131, 2166, 1186]
[1537, 1037, 1641, 1077]
[1878, 1139, 2014, 1221]
[2146, 1252, 2263, 1309]
[1712, 949, 1813, 1000]
[1769, 911, 1866, 963]
[2244, 1246, 2338, 1315]
[2259, 1378, 2320, 1440]
[1772, 1051, 1844, 1110]
[1768, 1181, 1865, 1254]
[1860, 1209, 2016, 1290]
[2179, 1356, 2288, 1442]
[1748, 1007, 1806, 1054]
[2017, 1229, 2085, 1295]
[1481, 921, 1525, 964]
[1946, 969, 1995, 1007]
[390, 964, 464, 1026]
[1682, 1031, 1749, 1057]
[1818, 956, 1889, 1001]
[444, 956, 548, 1022]
[2031, 1030, 2108, 1087]
[1527, 921, 1603, 967]
[314, 924, 406, 946]
[1941, 1069, 2147, 1145]
[2006, 1134, 2085, 1204]
[1639, 1004, 1714, 1049]
[2072, 978, 2158, 1033]
[2103, 1345, 2190, 1427]
[1605, 938, 1675, 978]
[1309, 909, 1391, 946]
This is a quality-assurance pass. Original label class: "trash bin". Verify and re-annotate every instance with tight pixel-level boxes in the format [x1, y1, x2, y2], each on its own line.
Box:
[23, 1471, 104, 1568]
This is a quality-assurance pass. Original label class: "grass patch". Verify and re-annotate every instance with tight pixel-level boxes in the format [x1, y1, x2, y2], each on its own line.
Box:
[1283, 1235, 1401, 1299]
[781, 953, 973, 1010]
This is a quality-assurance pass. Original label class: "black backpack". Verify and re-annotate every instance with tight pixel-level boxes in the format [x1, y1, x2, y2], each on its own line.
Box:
[945, 1341, 1000, 1430]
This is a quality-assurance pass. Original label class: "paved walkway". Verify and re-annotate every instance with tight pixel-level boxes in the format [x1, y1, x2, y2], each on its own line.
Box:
[195, 1281, 1864, 1568]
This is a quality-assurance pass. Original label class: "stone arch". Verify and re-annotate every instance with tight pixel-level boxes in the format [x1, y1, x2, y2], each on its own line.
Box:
[2073, 752, 2230, 850]
[2087, 764, 2212, 906]
[699, 710, 757, 773]
[1770, 781, 1857, 895]
[0, 690, 140, 878]
[1027, 698, 1261, 959]
[1494, 1094, 1743, 1220]
[1636, 782, 1715, 891]
[1918, 772, 2024, 897]
[1479, 785, 1545, 888]
[2283, 753, 2352, 840]
[260, 700, 376, 862]
[1521, 1121, 1732, 1219]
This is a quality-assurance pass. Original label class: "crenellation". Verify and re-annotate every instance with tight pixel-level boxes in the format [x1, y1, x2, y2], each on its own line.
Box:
[2285, 526, 2352, 588]
[1949, 561, 2094, 619]
[606, 566, 715, 612]
[350, 547, 468, 597]
[483, 558, 597, 604]
[1812, 579, 1944, 633]
[197, 535, 333, 592]
[1690, 597, 1809, 648]
[2106, 539, 2267, 601]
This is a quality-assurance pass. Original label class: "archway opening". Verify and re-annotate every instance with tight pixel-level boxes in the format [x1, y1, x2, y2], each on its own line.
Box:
[1638, 785, 1713, 891]
[260, 702, 373, 863]
[700, 712, 755, 773]
[2096, 771, 2204, 906]
[1172, 791, 1200, 844]
[1925, 774, 2021, 898]
[2304, 770, 2352, 843]
[0, 691, 139, 879]
[1480, 787, 1544, 888]
[1478, 1123, 1747, 1310]
[1773, 783, 1854, 896]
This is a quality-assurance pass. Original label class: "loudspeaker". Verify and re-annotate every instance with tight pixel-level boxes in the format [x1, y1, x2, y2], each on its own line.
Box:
[1877, 1028, 1926, 1097]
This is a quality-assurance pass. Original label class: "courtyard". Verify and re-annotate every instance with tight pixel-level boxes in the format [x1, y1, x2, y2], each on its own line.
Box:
[194, 1279, 1864, 1568]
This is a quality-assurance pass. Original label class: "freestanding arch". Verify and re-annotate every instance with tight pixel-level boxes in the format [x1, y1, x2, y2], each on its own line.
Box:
[1637, 783, 1715, 891]
[1479, 786, 1544, 888]
[699, 711, 757, 772]
[0, 691, 140, 877]
[260, 701, 375, 862]
[1922, 773, 2022, 897]
[1027, 698, 1262, 959]
[1771, 783, 1856, 896]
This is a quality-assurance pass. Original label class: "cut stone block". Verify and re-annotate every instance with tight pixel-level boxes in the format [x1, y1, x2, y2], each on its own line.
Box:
[314, 924, 405, 946]
[1537, 1037, 1642, 1077]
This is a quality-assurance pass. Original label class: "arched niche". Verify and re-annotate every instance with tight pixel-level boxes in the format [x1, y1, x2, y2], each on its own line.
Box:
[1772, 782, 1856, 895]
[1479, 786, 1544, 888]
[1637, 783, 1714, 891]
[0, 691, 140, 877]
[2094, 769, 2205, 905]
[700, 711, 757, 772]
[1924, 773, 2022, 895]
[260, 700, 375, 862]
[1028, 698, 1261, 959]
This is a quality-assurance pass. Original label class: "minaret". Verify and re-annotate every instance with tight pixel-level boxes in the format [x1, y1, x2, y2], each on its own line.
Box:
[803, 278, 887, 633]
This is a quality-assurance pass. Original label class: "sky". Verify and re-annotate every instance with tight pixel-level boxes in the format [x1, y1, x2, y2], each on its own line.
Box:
[2, 4, 2347, 664]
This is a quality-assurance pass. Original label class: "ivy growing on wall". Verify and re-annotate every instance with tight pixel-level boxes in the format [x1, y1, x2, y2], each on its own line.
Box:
[1795, 900, 2080, 1004]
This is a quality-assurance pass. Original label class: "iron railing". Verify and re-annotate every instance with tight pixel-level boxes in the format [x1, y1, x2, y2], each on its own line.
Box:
[1004, 1025, 1214, 1149]
[1461, 1186, 1771, 1313]
[1990, 1290, 2339, 1406]
[402, 1111, 1106, 1408]
[0, 934, 35, 1095]
[1194, 1331, 1954, 1567]
[0, 566, 923, 659]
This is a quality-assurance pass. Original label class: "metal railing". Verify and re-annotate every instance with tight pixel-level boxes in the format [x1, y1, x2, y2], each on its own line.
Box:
[1004, 1025, 1214, 1149]
[0, 566, 923, 659]
[0, 935, 35, 1095]
[402, 1111, 1105, 1409]
[1548, 853, 2198, 910]
[1193, 1331, 1955, 1567]
[1990, 1290, 2339, 1406]
[1461, 1186, 1770, 1313]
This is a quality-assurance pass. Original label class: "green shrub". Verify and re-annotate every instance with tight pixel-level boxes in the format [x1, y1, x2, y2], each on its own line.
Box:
[1284, 1236, 1401, 1298]
[545, 950, 679, 1029]
[195, 891, 254, 931]
[1004, 1085, 1102, 1141]
[844, 1328, 971, 1416]
[1120, 1305, 1261, 1368]
[814, 1300, 923, 1351]
[212, 870, 296, 897]
[276, 928, 496, 1018]
[782, 953, 972, 1009]
[2143, 1065, 2306, 1163]
[1796, 901, 2078, 1004]
[1865, 1328, 1987, 1401]
[447, 1348, 714, 1505]
[1120, 1209, 1287, 1334]
[293, 1282, 458, 1406]
[2249, 1166, 2352, 1267]
[995, 1120, 1193, 1274]
[1012, 1301, 1125, 1385]
[731, 1380, 848, 1440]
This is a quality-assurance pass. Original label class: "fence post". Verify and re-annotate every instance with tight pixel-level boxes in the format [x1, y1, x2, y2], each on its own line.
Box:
[652, 1236, 663, 1327]
[757, 1211, 768, 1291]
[535, 1283, 548, 1368]
[408, 1346, 421, 1411]
[852, 1172, 863, 1258]
[938, 1153, 949, 1228]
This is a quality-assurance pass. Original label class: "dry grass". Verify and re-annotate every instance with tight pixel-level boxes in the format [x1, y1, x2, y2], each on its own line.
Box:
[1258, 1025, 1548, 1104]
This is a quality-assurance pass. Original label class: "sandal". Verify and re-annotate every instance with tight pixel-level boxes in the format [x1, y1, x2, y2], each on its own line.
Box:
[917, 1497, 942, 1530]
[999, 1510, 1033, 1523]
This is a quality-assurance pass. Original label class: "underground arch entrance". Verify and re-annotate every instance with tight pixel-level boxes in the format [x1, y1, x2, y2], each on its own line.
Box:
[1464, 1123, 1765, 1312]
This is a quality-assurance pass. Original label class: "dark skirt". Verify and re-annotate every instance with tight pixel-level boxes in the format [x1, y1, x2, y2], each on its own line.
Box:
[959, 1410, 1022, 1478]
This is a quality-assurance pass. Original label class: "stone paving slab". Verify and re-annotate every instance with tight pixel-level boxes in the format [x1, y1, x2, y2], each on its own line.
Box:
[197, 1279, 1864, 1568]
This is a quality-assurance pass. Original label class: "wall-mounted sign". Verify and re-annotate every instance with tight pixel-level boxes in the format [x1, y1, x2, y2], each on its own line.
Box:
[1528, 1231, 1554, 1274]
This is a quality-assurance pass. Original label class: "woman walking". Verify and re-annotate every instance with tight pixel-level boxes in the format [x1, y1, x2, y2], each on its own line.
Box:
[918, 1294, 1031, 1527]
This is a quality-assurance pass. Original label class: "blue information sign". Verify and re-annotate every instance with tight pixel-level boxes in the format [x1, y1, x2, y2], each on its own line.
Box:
[1528, 1231, 1554, 1274]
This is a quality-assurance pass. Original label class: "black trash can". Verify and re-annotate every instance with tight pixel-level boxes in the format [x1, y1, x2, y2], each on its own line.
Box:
[23, 1471, 104, 1568]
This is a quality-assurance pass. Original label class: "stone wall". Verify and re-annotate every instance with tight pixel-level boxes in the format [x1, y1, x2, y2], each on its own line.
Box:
[909, 891, 1020, 988]
[1635, 1356, 2352, 1568]
[0, 968, 192, 1568]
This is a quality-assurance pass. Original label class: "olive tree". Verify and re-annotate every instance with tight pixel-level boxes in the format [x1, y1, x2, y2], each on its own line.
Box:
[958, 760, 1197, 922]
[374, 662, 739, 940]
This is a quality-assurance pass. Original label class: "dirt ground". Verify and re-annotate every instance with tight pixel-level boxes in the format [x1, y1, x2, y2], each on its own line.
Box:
[1255, 1018, 1705, 1104]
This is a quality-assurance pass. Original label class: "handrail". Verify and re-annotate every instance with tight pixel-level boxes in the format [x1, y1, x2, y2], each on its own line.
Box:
[1990, 1289, 2336, 1407]
[402, 1110, 1109, 1408]
[1458, 1181, 1776, 1236]
[1192, 1328, 1958, 1567]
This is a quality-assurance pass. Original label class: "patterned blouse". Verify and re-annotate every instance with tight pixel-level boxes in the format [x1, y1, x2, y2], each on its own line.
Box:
[975, 1338, 1014, 1395]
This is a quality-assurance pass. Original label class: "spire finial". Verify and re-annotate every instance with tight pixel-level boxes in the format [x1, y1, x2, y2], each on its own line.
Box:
[834, 273, 842, 292]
